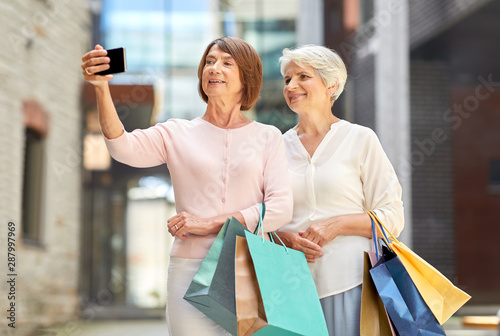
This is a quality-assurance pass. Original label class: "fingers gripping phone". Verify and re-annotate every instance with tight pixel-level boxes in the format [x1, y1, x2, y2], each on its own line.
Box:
[96, 47, 127, 75]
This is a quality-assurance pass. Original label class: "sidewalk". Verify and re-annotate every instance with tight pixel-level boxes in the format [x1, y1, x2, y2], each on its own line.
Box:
[39, 319, 168, 336]
[40, 316, 498, 336]
[445, 316, 498, 336]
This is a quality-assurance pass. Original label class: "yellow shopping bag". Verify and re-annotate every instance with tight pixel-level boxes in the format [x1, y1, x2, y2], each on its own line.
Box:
[368, 211, 471, 325]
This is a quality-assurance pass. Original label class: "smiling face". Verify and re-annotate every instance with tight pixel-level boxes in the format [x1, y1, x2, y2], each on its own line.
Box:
[283, 61, 332, 114]
[201, 44, 243, 103]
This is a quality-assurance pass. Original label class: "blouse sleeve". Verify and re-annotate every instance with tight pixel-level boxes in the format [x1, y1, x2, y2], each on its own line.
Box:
[103, 122, 175, 168]
[360, 129, 405, 237]
[240, 128, 293, 233]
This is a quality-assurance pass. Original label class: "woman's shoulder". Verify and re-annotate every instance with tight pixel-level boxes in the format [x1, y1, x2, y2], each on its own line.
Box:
[251, 121, 284, 138]
[340, 121, 379, 141]
[155, 117, 208, 132]
[282, 127, 297, 142]
[280, 120, 376, 139]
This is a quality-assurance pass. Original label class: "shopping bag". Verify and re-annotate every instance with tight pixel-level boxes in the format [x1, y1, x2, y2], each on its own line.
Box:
[370, 244, 446, 335]
[368, 210, 471, 324]
[235, 236, 269, 335]
[360, 251, 396, 336]
[183, 216, 248, 335]
[235, 223, 329, 336]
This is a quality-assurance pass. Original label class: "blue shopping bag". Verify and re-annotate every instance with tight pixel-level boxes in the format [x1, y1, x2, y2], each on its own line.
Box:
[368, 214, 446, 336]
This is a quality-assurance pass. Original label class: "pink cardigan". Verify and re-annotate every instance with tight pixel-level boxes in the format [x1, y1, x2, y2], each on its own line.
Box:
[104, 117, 293, 259]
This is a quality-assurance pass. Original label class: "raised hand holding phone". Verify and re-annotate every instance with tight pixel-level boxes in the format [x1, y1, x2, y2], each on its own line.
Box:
[81, 45, 127, 84]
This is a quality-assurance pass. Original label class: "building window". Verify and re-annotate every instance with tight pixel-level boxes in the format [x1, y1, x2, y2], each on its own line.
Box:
[22, 128, 45, 242]
[22, 100, 49, 243]
[489, 159, 500, 194]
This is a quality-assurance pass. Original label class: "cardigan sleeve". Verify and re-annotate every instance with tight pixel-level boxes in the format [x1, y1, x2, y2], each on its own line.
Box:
[240, 127, 293, 233]
[103, 121, 177, 168]
[360, 128, 405, 237]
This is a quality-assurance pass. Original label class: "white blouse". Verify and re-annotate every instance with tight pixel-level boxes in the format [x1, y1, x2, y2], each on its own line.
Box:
[280, 120, 404, 298]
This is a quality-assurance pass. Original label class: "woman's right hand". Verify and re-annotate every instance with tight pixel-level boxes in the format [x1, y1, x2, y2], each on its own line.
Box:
[81, 44, 113, 86]
[275, 231, 323, 263]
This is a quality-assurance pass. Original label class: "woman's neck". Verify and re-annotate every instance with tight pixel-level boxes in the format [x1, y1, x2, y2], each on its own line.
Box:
[295, 109, 340, 136]
[202, 100, 250, 129]
[293, 109, 340, 158]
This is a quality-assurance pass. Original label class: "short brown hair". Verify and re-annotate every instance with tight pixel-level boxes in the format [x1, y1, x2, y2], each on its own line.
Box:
[197, 36, 263, 111]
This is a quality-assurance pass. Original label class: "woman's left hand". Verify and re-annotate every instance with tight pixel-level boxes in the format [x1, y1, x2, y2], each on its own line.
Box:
[300, 213, 374, 246]
[167, 212, 214, 239]
[300, 218, 340, 247]
[275, 231, 323, 262]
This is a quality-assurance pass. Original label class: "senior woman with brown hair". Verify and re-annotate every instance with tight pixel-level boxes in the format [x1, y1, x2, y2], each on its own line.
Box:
[81, 36, 292, 336]
[276, 45, 405, 335]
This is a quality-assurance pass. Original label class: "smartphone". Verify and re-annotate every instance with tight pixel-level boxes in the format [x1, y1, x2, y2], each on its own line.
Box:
[96, 47, 127, 75]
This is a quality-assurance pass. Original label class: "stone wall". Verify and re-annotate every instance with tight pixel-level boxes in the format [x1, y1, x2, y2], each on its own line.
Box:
[0, 1, 90, 334]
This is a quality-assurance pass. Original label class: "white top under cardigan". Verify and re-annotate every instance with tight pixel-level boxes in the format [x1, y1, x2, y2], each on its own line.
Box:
[280, 120, 404, 298]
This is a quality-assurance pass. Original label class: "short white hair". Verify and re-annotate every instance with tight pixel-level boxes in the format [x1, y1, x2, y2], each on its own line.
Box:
[279, 45, 347, 101]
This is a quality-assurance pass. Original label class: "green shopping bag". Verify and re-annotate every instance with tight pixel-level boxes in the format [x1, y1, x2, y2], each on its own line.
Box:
[235, 217, 329, 336]
[183, 216, 248, 335]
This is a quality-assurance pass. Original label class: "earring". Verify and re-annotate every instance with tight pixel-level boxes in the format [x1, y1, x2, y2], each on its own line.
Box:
[327, 92, 331, 96]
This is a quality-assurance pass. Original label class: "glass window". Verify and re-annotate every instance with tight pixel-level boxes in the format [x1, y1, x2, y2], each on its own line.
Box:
[488, 159, 500, 194]
[22, 128, 45, 242]
[490, 159, 500, 185]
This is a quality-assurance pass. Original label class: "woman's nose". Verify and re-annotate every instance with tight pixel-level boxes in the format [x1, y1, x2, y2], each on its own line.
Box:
[209, 61, 221, 74]
[287, 78, 297, 90]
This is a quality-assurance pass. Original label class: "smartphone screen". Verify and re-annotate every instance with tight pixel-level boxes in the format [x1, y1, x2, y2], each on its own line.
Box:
[96, 47, 127, 75]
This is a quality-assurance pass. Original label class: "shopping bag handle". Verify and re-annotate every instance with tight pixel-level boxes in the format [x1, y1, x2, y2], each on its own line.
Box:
[368, 210, 399, 243]
[269, 231, 288, 253]
[370, 215, 380, 261]
[368, 210, 397, 261]
[254, 203, 266, 237]
[367, 210, 400, 259]
[254, 203, 289, 254]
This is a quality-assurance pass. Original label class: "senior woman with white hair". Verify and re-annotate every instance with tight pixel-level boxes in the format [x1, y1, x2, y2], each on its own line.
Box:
[276, 45, 405, 335]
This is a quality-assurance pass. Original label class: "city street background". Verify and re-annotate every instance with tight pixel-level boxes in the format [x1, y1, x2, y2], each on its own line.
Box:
[2, 0, 500, 334]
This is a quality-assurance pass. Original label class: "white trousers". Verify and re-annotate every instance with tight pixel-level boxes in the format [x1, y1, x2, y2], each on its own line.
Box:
[166, 257, 231, 336]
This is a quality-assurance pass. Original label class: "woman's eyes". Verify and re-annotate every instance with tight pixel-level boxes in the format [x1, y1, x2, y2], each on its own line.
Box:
[284, 75, 309, 84]
[205, 60, 233, 66]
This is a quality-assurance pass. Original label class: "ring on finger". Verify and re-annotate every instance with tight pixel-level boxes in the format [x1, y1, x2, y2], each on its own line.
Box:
[85, 68, 92, 75]
[174, 225, 178, 230]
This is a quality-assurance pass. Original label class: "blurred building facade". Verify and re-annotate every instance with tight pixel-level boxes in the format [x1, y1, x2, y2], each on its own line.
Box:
[323, 0, 500, 305]
[0, 0, 91, 334]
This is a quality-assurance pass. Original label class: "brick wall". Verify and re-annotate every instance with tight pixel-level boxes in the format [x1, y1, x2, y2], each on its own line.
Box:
[0, 1, 90, 334]
[410, 60, 456, 280]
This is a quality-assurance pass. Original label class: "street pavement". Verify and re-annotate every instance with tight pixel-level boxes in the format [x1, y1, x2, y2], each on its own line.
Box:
[39, 316, 499, 336]
[40, 319, 168, 336]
